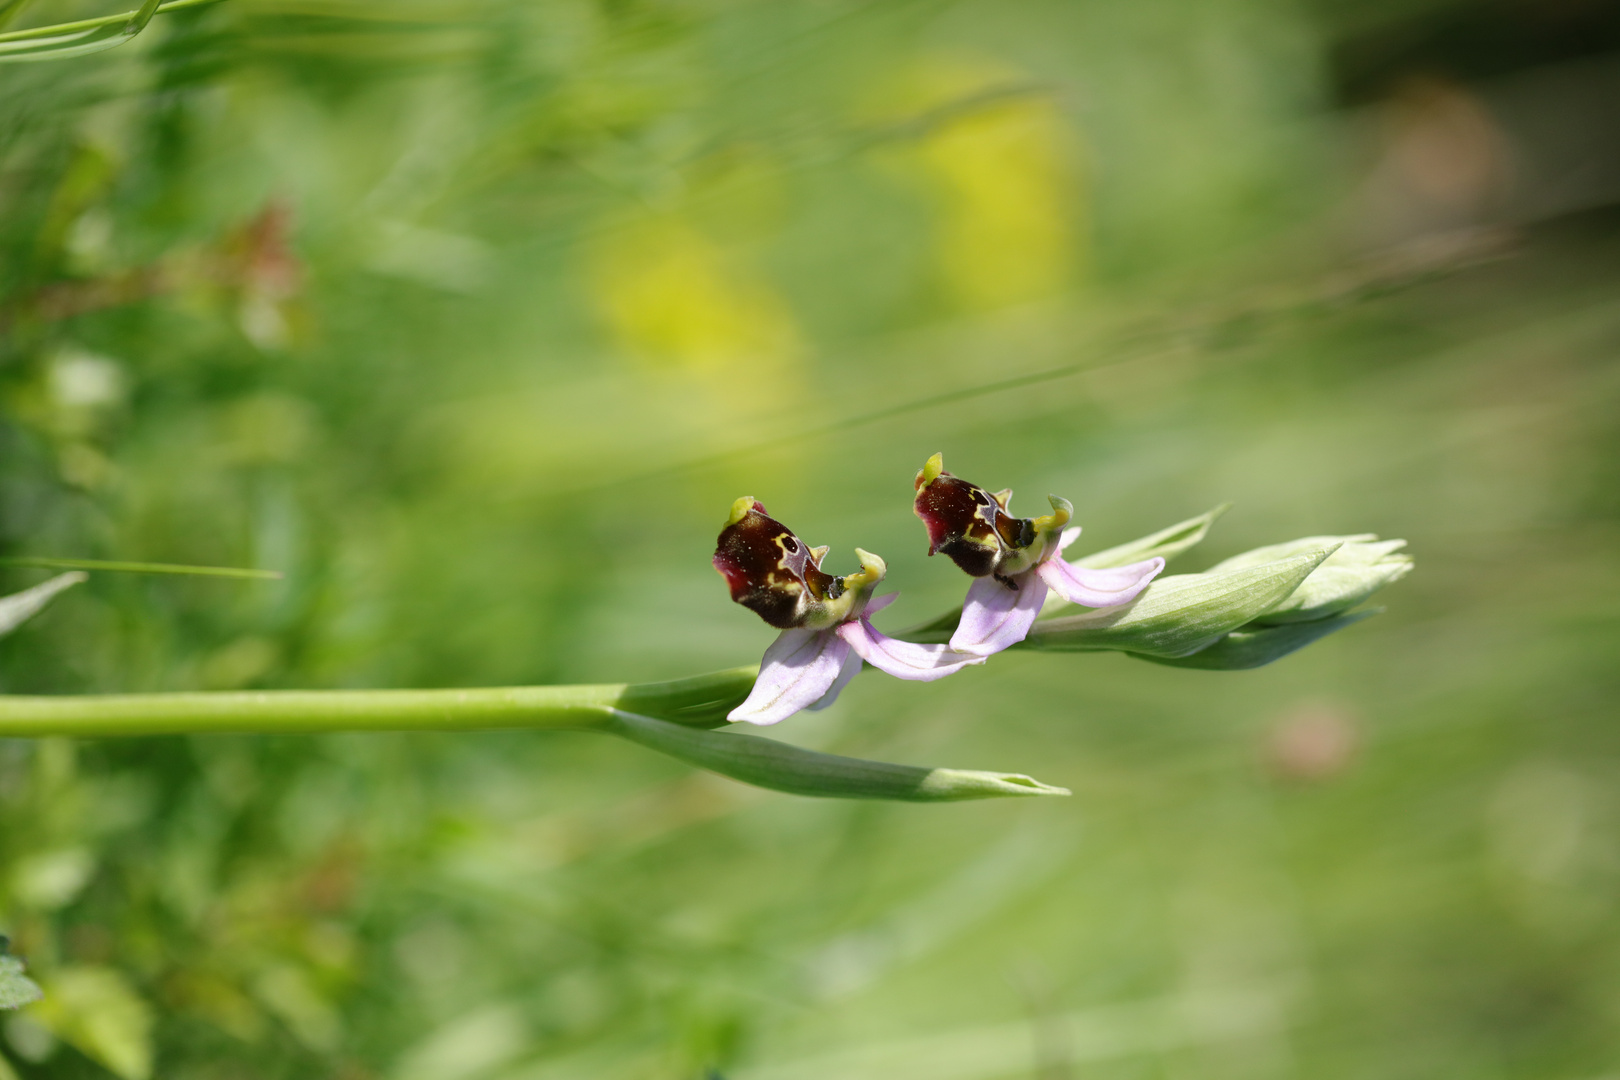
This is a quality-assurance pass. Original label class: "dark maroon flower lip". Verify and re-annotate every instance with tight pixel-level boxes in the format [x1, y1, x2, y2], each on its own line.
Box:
[713, 497, 879, 630]
[912, 453, 1038, 579]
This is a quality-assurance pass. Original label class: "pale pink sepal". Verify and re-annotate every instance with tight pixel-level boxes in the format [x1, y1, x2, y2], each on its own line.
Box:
[728, 627, 852, 726]
[836, 616, 985, 682]
[1037, 555, 1165, 608]
[864, 592, 900, 617]
[949, 574, 1049, 657]
[805, 644, 864, 712]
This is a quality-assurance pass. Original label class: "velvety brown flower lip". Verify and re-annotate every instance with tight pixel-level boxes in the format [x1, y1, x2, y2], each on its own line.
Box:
[914, 462, 1036, 580]
[713, 499, 843, 629]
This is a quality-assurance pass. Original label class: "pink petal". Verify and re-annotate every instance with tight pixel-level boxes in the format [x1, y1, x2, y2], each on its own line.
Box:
[728, 628, 852, 726]
[1037, 555, 1165, 608]
[805, 645, 864, 712]
[864, 591, 900, 617]
[949, 574, 1048, 656]
[835, 616, 985, 682]
[1055, 526, 1083, 556]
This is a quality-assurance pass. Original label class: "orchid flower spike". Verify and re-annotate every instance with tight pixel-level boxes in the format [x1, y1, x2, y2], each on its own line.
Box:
[913, 453, 1166, 657]
[714, 497, 984, 725]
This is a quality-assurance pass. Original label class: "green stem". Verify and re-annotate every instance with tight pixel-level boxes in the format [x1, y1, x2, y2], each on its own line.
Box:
[0, 686, 613, 738]
[0, 667, 758, 738]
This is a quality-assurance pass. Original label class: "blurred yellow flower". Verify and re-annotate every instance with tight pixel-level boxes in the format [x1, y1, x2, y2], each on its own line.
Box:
[877, 56, 1086, 310]
[590, 216, 799, 373]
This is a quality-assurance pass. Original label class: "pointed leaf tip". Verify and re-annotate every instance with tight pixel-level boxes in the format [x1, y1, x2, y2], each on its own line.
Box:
[1070, 504, 1228, 571]
[0, 572, 87, 637]
[607, 711, 1066, 801]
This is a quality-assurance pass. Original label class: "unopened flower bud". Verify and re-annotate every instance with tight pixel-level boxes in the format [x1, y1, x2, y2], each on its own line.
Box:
[1208, 535, 1412, 624]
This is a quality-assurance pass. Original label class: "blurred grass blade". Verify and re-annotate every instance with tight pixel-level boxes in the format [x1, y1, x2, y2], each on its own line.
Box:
[0, 557, 280, 580]
[608, 711, 1069, 801]
[1022, 549, 1336, 657]
[0, 0, 31, 31]
[0, 572, 86, 637]
[1133, 609, 1379, 670]
[1071, 504, 1230, 570]
[0, 0, 210, 63]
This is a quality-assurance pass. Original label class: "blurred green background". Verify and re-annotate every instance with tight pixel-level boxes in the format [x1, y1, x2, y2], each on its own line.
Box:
[2, 0, 1619, 1076]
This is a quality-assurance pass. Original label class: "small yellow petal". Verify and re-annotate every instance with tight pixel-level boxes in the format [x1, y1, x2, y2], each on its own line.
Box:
[916, 452, 944, 488]
[1031, 494, 1073, 536]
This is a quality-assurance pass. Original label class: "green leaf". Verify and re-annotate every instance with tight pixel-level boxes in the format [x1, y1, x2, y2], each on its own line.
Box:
[0, 572, 86, 638]
[607, 711, 1069, 801]
[1132, 609, 1379, 670]
[1069, 503, 1230, 569]
[0, 940, 43, 1012]
[1021, 549, 1335, 657]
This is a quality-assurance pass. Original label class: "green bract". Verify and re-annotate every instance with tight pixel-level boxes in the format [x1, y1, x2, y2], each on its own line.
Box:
[1068, 504, 1231, 571]
[1139, 609, 1379, 670]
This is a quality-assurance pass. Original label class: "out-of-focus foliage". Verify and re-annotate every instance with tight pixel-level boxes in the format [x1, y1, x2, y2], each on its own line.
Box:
[2, 0, 1618, 1077]
[0, 939, 44, 1011]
